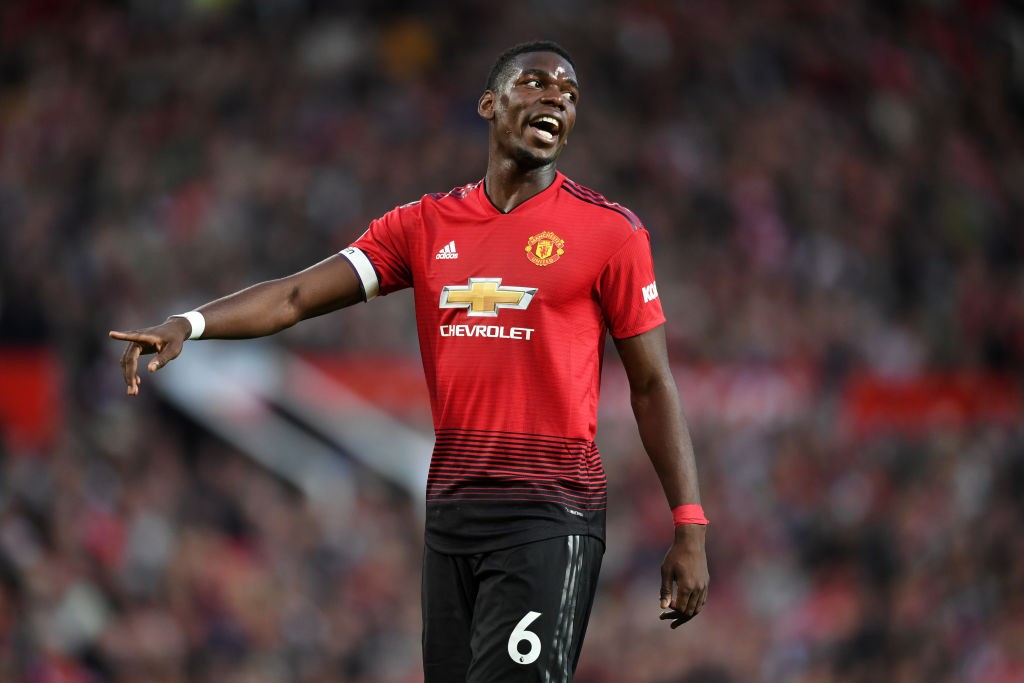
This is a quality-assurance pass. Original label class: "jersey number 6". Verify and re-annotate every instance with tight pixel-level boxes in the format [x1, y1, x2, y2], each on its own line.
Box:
[507, 611, 542, 665]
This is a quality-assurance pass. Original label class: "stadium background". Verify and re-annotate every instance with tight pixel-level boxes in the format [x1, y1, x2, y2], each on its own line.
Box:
[2, 0, 1023, 681]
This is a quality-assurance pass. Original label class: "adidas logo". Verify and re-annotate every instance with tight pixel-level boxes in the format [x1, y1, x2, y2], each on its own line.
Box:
[435, 240, 459, 260]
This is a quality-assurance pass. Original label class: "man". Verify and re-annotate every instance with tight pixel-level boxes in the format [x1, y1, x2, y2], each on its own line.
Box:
[111, 40, 709, 682]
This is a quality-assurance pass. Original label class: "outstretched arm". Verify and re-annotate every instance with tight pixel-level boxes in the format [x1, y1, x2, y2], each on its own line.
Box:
[109, 254, 363, 395]
[613, 325, 709, 628]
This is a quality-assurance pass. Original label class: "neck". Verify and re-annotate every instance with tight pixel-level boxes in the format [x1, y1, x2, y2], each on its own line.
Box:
[483, 158, 558, 213]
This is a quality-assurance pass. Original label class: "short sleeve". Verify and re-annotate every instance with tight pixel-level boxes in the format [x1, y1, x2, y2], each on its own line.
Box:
[346, 203, 417, 296]
[596, 228, 666, 339]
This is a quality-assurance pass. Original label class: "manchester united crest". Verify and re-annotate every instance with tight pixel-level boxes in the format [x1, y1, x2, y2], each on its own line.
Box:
[524, 231, 565, 266]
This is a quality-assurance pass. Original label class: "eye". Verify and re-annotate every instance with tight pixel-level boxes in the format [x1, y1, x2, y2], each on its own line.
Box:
[523, 78, 542, 88]
[564, 90, 577, 103]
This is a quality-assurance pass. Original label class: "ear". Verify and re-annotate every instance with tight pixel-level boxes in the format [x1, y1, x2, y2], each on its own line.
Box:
[478, 90, 495, 121]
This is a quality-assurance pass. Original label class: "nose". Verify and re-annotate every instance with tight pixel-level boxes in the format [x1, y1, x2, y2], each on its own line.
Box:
[540, 84, 566, 108]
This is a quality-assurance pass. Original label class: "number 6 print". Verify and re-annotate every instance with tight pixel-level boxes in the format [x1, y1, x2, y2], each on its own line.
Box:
[507, 611, 542, 665]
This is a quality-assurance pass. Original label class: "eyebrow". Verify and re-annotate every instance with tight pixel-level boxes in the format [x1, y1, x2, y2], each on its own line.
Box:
[520, 68, 580, 92]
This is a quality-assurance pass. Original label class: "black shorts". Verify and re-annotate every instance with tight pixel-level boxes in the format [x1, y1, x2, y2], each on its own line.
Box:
[422, 534, 604, 683]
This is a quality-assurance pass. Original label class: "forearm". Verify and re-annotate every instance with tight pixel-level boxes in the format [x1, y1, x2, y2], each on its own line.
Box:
[630, 375, 702, 508]
[186, 278, 306, 339]
[181, 255, 363, 340]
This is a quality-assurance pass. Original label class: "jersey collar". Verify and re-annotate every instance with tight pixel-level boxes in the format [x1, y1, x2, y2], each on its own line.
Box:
[476, 172, 565, 216]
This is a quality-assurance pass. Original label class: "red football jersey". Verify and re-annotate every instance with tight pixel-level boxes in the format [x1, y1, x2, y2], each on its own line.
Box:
[342, 172, 665, 552]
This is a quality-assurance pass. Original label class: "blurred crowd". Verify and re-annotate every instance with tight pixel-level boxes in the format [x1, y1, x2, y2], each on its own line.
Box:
[1, 0, 1023, 681]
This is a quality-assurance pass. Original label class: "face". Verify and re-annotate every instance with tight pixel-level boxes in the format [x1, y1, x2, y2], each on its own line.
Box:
[479, 51, 580, 168]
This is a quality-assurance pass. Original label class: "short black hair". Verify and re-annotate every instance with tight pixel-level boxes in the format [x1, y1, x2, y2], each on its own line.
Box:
[485, 40, 576, 92]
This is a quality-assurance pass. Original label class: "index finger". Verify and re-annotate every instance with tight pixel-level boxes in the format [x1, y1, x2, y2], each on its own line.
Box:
[109, 329, 146, 342]
[677, 584, 704, 619]
[109, 329, 167, 353]
[659, 609, 695, 629]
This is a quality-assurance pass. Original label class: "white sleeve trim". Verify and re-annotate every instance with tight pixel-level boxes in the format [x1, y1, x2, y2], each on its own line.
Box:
[339, 247, 380, 301]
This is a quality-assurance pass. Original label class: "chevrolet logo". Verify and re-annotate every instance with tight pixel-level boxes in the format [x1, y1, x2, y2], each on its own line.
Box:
[439, 278, 537, 317]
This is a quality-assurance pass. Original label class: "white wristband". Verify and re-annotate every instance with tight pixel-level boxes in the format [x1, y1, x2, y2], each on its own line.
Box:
[172, 311, 206, 340]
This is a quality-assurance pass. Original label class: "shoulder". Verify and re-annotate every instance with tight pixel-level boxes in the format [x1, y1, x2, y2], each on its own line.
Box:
[418, 180, 482, 207]
[558, 177, 645, 234]
[382, 181, 482, 220]
[378, 180, 481, 223]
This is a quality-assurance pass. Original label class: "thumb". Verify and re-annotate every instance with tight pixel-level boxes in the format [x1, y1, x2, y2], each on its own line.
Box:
[660, 570, 673, 610]
[147, 342, 181, 373]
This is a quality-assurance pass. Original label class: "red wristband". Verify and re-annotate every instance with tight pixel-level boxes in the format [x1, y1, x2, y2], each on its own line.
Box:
[672, 504, 709, 527]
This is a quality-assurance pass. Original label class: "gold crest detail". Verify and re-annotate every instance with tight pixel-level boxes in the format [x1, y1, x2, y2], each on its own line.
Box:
[524, 231, 565, 266]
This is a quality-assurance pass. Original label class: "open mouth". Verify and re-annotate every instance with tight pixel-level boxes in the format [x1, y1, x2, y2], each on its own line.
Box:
[528, 115, 562, 142]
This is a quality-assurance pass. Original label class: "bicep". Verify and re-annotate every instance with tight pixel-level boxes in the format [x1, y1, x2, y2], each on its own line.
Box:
[613, 325, 673, 393]
[285, 254, 366, 321]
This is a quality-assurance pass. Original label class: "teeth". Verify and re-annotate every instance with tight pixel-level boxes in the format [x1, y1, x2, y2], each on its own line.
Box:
[535, 116, 560, 131]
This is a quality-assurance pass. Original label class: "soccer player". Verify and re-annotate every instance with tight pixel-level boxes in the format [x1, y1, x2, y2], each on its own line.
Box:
[111, 40, 709, 682]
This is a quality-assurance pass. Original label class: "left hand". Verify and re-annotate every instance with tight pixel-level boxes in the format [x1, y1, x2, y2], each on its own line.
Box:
[659, 523, 709, 628]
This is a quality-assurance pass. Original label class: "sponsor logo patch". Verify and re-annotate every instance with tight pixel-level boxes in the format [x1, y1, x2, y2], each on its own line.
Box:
[642, 281, 659, 303]
[439, 278, 537, 317]
[439, 324, 534, 340]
